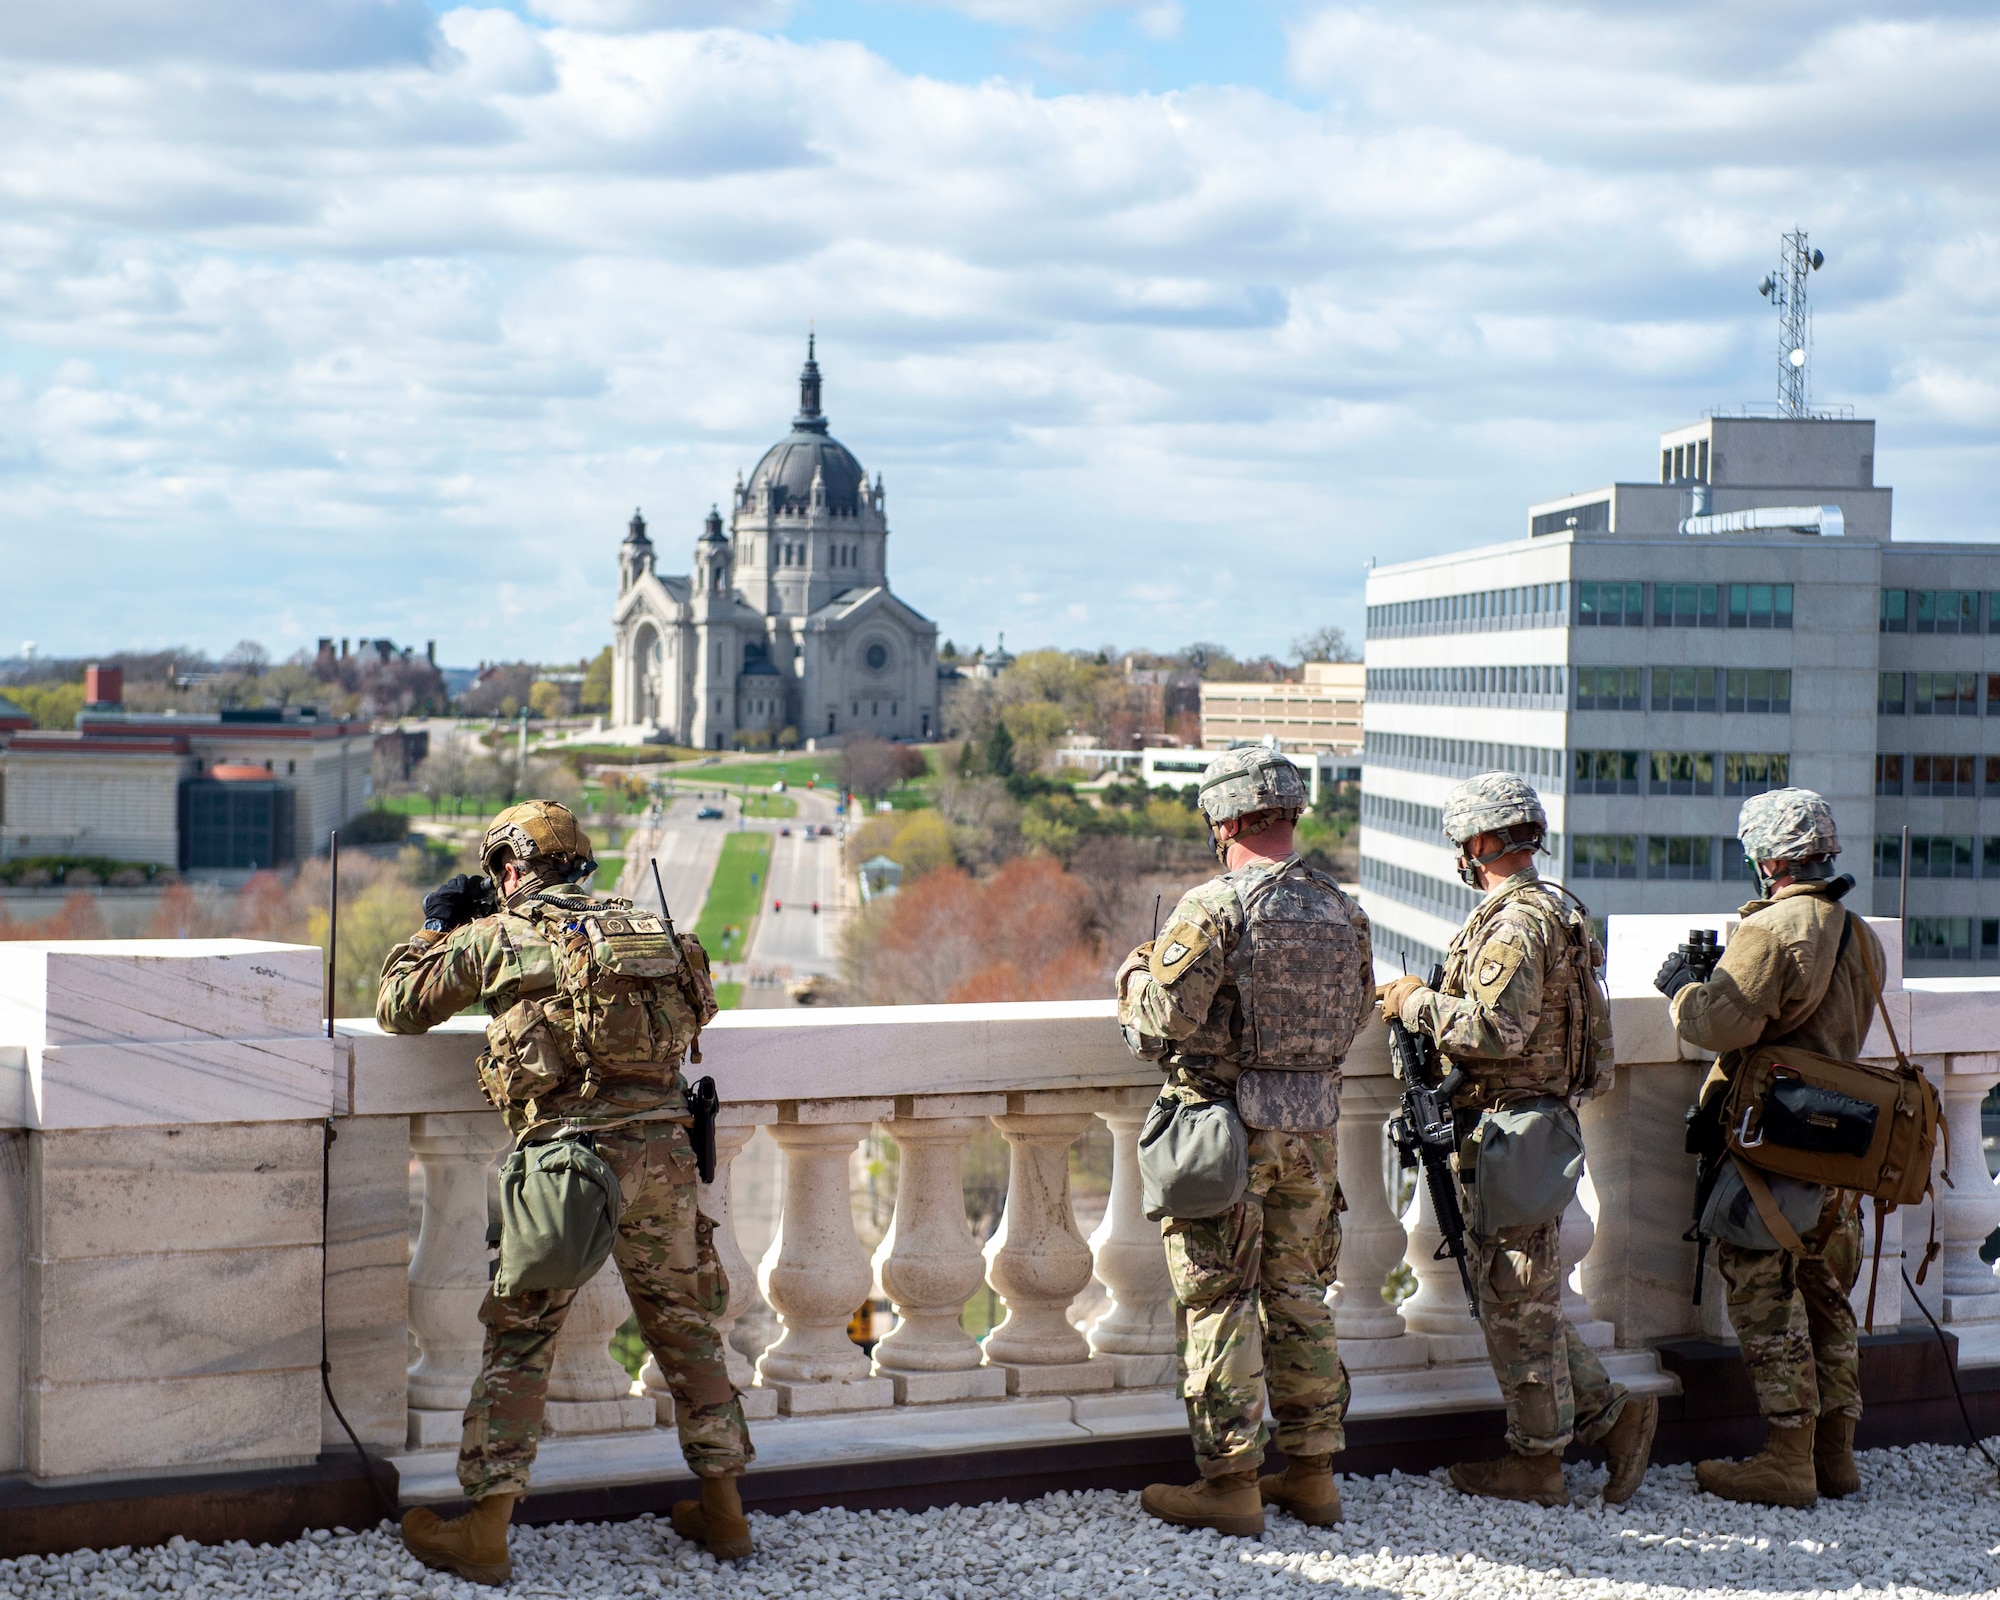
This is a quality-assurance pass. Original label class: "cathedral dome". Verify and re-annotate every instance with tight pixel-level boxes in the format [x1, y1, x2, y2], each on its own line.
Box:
[744, 336, 868, 516]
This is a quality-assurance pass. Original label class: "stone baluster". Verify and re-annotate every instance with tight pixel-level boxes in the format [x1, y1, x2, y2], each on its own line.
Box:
[982, 1094, 1114, 1395]
[755, 1102, 895, 1414]
[871, 1098, 1009, 1403]
[640, 1113, 781, 1423]
[1082, 1087, 1176, 1389]
[1934, 1055, 2000, 1326]
[1329, 1076, 1425, 1370]
[1558, 1167, 1616, 1349]
[544, 1255, 654, 1434]
[407, 1111, 510, 1448]
[1397, 1140, 1485, 1364]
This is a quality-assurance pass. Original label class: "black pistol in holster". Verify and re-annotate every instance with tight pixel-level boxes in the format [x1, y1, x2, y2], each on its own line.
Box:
[1385, 964, 1478, 1319]
[688, 1075, 720, 1185]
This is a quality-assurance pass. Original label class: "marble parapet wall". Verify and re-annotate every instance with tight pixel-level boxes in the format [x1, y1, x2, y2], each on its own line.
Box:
[0, 925, 1994, 1497]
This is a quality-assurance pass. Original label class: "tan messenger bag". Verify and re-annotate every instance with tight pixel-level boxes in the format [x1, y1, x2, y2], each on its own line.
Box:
[1721, 909, 1944, 1323]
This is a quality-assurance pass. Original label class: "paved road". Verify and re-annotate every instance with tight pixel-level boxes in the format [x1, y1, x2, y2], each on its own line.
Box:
[614, 794, 734, 927]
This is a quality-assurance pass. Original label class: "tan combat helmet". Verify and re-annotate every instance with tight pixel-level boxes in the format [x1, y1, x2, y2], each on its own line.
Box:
[482, 799, 596, 884]
[1196, 747, 1308, 862]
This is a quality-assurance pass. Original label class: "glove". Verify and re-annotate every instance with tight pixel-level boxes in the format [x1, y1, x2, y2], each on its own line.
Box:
[1654, 950, 1700, 1000]
[1378, 974, 1425, 1020]
[423, 874, 481, 933]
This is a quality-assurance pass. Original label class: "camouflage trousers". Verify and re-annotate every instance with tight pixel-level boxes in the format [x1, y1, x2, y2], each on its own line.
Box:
[1469, 1217, 1625, 1456]
[1163, 1126, 1349, 1476]
[1717, 1187, 1863, 1428]
[458, 1122, 752, 1501]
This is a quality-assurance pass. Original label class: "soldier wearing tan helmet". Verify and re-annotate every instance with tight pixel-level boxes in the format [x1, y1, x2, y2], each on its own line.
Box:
[377, 801, 752, 1585]
[1116, 747, 1373, 1535]
[1378, 773, 1655, 1509]
[1658, 788, 1879, 1508]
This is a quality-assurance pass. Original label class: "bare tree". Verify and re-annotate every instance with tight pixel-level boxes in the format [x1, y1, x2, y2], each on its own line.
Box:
[839, 735, 903, 800]
[1291, 625, 1359, 664]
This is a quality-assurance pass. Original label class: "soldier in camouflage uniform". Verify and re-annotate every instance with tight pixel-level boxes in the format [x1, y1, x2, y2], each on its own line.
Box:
[378, 801, 753, 1586]
[1657, 788, 1877, 1508]
[1380, 773, 1657, 1508]
[1116, 748, 1373, 1535]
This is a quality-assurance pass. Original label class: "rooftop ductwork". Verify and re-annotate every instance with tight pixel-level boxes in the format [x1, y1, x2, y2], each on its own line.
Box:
[1678, 503, 1844, 538]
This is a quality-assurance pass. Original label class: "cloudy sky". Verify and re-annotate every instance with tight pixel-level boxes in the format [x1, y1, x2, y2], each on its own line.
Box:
[3, 1, 1998, 669]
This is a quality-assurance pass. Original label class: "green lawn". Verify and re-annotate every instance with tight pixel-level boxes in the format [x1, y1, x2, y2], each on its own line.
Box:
[587, 854, 625, 892]
[740, 793, 798, 818]
[713, 981, 744, 1011]
[373, 792, 513, 819]
[693, 832, 772, 965]
[674, 756, 835, 791]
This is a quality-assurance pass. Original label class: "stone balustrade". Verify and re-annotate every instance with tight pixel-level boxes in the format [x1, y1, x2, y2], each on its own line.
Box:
[0, 924, 1996, 1501]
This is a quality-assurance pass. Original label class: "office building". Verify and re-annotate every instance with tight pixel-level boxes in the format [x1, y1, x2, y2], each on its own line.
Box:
[1361, 413, 2000, 976]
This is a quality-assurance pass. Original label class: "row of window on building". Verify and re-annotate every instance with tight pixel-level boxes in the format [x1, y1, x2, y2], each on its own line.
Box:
[1569, 750, 1790, 796]
[1874, 672, 2000, 715]
[1870, 753, 2000, 797]
[1575, 583, 1796, 630]
[1369, 584, 2000, 641]
[1878, 590, 1993, 634]
[1361, 732, 1567, 783]
[1568, 834, 1755, 882]
[1573, 665, 1793, 713]
[1869, 834, 2000, 879]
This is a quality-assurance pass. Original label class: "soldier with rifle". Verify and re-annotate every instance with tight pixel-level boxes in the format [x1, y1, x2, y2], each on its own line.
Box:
[1378, 774, 1656, 1507]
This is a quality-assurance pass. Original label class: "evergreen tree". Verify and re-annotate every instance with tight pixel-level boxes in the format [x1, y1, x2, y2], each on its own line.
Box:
[986, 718, 1015, 778]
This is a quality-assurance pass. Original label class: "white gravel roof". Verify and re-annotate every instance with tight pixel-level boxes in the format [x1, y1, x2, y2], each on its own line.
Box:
[7, 1443, 1996, 1599]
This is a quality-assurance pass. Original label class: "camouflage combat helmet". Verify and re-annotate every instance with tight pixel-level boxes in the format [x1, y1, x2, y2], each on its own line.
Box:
[1441, 772, 1547, 846]
[1441, 772, 1547, 886]
[1197, 746, 1309, 864]
[1197, 746, 1309, 827]
[1737, 787, 1839, 865]
[482, 799, 595, 881]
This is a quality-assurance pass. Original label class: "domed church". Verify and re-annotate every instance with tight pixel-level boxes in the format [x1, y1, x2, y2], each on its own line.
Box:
[610, 338, 940, 748]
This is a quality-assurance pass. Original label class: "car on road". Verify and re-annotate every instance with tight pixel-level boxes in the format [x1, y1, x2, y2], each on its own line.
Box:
[779, 827, 791, 836]
[695, 805, 725, 820]
[786, 974, 841, 1006]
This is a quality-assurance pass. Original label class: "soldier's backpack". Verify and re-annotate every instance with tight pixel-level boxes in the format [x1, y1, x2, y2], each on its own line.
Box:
[1721, 909, 1943, 1325]
[1226, 857, 1368, 1130]
[479, 893, 718, 1117]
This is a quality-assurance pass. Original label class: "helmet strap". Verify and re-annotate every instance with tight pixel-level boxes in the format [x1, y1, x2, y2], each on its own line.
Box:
[1456, 825, 1545, 888]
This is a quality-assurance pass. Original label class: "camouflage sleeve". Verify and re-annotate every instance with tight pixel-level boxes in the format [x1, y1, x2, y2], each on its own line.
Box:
[1670, 918, 1792, 1054]
[1118, 887, 1234, 1043]
[376, 918, 542, 1034]
[1402, 906, 1543, 1059]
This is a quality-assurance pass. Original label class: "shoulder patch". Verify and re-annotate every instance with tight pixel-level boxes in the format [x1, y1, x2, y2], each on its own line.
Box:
[1150, 918, 1212, 985]
[1469, 925, 1528, 1004]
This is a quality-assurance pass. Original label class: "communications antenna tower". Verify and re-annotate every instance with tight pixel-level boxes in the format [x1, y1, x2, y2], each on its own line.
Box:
[1758, 229, 1824, 417]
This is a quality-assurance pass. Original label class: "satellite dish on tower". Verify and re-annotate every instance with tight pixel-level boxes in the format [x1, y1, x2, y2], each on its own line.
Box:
[1758, 230, 1825, 417]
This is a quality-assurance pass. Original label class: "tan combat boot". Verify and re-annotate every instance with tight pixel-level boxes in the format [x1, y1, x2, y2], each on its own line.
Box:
[1258, 1453, 1342, 1526]
[1814, 1412, 1860, 1499]
[1599, 1395, 1659, 1506]
[1140, 1469, 1265, 1536]
[671, 1472, 754, 1560]
[1448, 1451, 1568, 1507]
[1696, 1419, 1818, 1508]
[401, 1491, 518, 1588]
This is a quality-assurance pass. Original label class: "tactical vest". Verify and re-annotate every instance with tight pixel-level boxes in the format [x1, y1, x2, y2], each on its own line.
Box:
[478, 892, 718, 1124]
[1224, 858, 1368, 1071]
[1442, 878, 1610, 1104]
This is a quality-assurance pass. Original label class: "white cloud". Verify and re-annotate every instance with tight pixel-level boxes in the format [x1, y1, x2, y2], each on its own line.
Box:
[525, 0, 791, 32]
[1, 4, 1999, 668]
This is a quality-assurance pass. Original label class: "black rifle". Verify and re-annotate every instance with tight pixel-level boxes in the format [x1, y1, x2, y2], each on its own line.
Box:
[1675, 928, 1727, 1305]
[1385, 964, 1477, 1318]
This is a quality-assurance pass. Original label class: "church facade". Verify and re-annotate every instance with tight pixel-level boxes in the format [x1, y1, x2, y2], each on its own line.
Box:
[610, 340, 940, 749]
